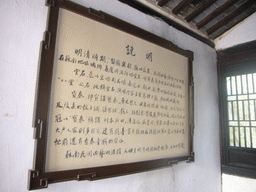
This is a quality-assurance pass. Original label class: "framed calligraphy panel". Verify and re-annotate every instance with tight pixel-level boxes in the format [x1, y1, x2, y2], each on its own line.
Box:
[28, 0, 194, 190]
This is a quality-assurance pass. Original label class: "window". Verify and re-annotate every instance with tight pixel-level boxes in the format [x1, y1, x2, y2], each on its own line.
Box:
[218, 40, 256, 178]
[226, 74, 256, 148]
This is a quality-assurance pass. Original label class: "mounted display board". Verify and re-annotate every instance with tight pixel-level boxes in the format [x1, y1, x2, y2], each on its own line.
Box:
[29, 0, 194, 190]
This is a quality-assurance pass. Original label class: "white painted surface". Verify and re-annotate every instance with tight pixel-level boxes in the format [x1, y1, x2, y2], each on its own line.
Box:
[0, 0, 220, 191]
[222, 174, 256, 192]
[215, 12, 256, 50]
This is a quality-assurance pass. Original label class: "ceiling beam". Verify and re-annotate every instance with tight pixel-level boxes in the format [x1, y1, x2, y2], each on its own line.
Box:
[213, 8, 256, 38]
[119, 0, 215, 48]
[185, 0, 217, 22]
[157, 0, 170, 7]
[207, 1, 256, 35]
[196, 0, 240, 29]
[172, 0, 194, 15]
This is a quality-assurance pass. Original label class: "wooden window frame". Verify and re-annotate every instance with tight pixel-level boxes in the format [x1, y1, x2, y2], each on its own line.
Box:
[218, 40, 256, 178]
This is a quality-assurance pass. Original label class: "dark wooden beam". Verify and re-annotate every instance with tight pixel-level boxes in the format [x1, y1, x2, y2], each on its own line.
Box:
[196, 0, 240, 29]
[185, 0, 217, 22]
[172, 0, 194, 15]
[217, 40, 256, 63]
[206, 1, 256, 35]
[157, 0, 170, 7]
[213, 8, 256, 39]
[119, 0, 215, 48]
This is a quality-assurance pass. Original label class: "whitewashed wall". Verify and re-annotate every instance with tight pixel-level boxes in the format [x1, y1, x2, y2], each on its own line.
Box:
[0, 0, 220, 191]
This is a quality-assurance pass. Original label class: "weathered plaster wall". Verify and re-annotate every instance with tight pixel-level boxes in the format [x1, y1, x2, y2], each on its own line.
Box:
[0, 0, 220, 191]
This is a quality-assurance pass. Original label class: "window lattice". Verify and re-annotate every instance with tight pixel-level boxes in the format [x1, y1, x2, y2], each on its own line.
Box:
[227, 73, 256, 148]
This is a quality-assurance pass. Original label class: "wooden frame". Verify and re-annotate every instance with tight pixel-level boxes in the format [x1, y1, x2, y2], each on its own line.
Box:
[28, 0, 194, 190]
[218, 40, 256, 179]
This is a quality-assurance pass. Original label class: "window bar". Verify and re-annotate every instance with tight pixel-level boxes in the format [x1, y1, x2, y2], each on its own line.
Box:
[232, 76, 237, 95]
[254, 100, 256, 121]
[247, 74, 253, 148]
[241, 75, 245, 94]
[236, 75, 242, 95]
[244, 126, 247, 148]
[226, 77, 230, 95]
[237, 75, 243, 95]
[233, 126, 236, 146]
[230, 101, 235, 146]
[249, 74, 254, 94]
[240, 126, 245, 147]
[253, 74, 256, 93]
[241, 75, 246, 146]
[230, 77, 233, 95]
[249, 98, 255, 121]
[228, 102, 232, 121]
[231, 101, 234, 121]
[228, 76, 234, 146]
[236, 76, 241, 147]
[242, 100, 245, 121]
[229, 127, 234, 146]
[230, 100, 233, 120]
[253, 100, 256, 120]
[240, 75, 245, 145]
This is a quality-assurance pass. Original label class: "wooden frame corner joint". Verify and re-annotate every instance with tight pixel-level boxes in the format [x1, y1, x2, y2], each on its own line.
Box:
[187, 152, 195, 163]
[168, 160, 178, 167]
[28, 170, 48, 190]
[89, 8, 106, 19]
[77, 172, 97, 181]
[33, 119, 43, 139]
[43, 31, 51, 49]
